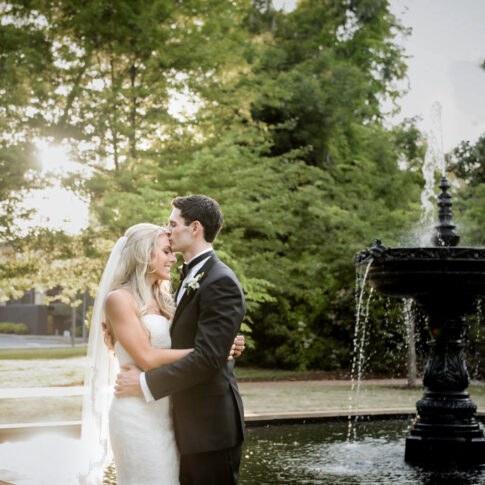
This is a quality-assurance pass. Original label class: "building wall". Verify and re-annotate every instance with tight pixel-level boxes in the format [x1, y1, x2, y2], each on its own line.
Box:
[0, 305, 48, 334]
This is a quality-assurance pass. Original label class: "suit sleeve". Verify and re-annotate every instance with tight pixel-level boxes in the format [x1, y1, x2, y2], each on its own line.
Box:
[145, 274, 245, 400]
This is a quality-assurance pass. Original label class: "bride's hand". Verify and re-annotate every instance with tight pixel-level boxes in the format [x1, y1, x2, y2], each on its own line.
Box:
[227, 335, 245, 361]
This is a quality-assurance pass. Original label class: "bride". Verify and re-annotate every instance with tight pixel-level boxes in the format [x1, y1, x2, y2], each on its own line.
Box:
[79, 223, 242, 484]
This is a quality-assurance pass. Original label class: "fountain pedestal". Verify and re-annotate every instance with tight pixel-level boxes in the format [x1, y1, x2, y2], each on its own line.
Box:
[405, 307, 485, 464]
[355, 177, 485, 466]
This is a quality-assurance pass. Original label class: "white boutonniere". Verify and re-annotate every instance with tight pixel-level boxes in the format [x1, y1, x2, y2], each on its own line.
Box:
[184, 272, 204, 294]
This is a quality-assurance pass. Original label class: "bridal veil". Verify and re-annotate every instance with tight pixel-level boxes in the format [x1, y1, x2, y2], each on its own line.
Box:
[79, 236, 126, 484]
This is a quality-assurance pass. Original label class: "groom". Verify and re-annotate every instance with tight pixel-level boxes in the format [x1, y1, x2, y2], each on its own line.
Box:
[115, 194, 246, 484]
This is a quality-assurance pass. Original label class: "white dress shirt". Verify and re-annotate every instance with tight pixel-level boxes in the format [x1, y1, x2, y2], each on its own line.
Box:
[139, 247, 213, 402]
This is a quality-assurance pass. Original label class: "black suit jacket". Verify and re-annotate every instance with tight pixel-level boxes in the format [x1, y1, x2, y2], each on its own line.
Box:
[145, 253, 246, 455]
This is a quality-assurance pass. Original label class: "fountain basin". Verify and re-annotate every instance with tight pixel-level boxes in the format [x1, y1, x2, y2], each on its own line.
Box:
[355, 244, 485, 300]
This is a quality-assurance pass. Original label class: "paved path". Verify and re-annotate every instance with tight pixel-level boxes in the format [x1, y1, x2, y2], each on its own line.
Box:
[0, 334, 87, 349]
[0, 379, 414, 399]
[1, 379, 484, 419]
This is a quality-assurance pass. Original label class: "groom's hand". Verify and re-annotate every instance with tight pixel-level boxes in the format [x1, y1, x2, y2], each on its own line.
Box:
[114, 364, 142, 397]
[227, 335, 245, 361]
[230, 335, 245, 359]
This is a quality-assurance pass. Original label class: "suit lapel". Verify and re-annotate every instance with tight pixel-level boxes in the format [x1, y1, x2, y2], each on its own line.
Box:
[171, 254, 218, 335]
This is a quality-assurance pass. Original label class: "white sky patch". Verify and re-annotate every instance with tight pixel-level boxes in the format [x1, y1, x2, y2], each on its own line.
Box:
[20, 185, 90, 235]
[36, 140, 82, 175]
[388, 0, 485, 151]
[15, 139, 90, 235]
[167, 87, 201, 121]
[272, 0, 298, 11]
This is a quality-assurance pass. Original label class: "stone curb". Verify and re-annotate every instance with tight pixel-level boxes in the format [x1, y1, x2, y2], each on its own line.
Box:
[1, 410, 483, 439]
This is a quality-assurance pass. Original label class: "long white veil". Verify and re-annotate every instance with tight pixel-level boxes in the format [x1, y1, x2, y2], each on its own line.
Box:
[79, 236, 127, 484]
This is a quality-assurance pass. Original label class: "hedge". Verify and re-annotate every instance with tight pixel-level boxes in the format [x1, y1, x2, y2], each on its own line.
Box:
[0, 322, 30, 334]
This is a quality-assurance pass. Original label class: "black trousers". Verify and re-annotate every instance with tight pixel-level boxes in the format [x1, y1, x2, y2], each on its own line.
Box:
[179, 442, 243, 485]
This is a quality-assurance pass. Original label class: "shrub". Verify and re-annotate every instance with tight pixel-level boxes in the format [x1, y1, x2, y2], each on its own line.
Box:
[0, 322, 30, 334]
[75, 325, 89, 338]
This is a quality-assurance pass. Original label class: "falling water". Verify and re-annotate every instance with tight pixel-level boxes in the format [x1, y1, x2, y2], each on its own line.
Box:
[403, 299, 417, 388]
[471, 298, 483, 381]
[419, 102, 446, 245]
[384, 297, 392, 329]
[348, 261, 373, 441]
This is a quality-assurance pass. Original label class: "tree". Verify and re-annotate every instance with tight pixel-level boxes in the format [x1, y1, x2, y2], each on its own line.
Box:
[0, 229, 108, 303]
[0, 0, 256, 303]
[448, 134, 485, 245]
[0, 6, 54, 241]
[0, 143, 39, 241]
[1, 0, 427, 373]
[82, 0, 424, 370]
[211, 0, 423, 370]
[446, 134, 485, 378]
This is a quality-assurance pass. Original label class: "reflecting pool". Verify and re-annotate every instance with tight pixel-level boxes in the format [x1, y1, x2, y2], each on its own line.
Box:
[0, 431, 83, 484]
[1, 418, 484, 484]
[238, 419, 485, 484]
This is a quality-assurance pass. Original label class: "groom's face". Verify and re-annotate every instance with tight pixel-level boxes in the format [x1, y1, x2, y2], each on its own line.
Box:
[166, 208, 193, 253]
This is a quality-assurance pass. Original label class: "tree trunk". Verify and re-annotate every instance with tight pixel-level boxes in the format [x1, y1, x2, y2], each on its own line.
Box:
[71, 305, 76, 347]
[82, 290, 87, 342]
[129, 63, 137, 159]
[110, 55, 120, 171]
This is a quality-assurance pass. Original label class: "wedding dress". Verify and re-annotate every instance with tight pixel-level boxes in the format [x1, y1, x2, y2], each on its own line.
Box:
[109, 314, 180, 485]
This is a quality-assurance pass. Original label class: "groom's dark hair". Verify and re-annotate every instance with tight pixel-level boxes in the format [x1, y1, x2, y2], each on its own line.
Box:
[172, 195, 223, 243]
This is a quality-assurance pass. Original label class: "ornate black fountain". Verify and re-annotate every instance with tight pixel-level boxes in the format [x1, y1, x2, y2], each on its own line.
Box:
[355, 177, 485, 465]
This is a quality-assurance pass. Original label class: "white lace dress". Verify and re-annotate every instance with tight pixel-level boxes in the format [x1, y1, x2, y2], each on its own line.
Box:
[109, 314, 180, 485]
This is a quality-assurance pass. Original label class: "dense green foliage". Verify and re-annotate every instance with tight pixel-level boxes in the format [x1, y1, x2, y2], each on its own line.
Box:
[0, 322, 30, 334]
[0, 3, 55, 240]
[1, 0, 430, 372]
[449, 134, 485, 245]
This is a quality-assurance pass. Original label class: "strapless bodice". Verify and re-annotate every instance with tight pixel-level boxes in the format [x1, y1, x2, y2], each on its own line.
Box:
[114, 314, 171, 367]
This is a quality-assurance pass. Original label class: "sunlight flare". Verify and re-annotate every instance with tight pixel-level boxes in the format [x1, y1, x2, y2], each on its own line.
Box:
[36, 141, 77, 174]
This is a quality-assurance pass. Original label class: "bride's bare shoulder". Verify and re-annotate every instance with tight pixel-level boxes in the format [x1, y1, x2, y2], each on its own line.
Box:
[105, 288, 136, 315]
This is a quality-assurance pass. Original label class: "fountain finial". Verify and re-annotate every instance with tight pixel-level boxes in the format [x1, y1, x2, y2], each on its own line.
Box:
[431, 176, 460, 247]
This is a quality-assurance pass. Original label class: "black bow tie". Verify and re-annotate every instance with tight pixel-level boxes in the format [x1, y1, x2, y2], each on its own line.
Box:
[179, 251, 213, 281]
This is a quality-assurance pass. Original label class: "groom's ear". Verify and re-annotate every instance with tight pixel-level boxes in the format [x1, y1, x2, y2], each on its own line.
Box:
[191, 220, 204, 237]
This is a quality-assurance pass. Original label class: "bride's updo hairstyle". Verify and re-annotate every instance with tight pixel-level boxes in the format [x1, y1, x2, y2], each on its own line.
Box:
[110, 223, 176, 321]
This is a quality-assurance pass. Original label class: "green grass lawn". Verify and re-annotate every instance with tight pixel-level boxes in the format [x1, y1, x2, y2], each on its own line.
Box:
[0, 347, 87, 360]
[235, 367, 319, 379]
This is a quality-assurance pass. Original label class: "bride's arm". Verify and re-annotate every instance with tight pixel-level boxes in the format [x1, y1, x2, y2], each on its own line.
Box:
[105, 290, 192, 371]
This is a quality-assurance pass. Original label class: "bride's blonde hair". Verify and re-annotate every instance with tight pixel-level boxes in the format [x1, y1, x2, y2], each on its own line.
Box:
[110, 223, 176, 321]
